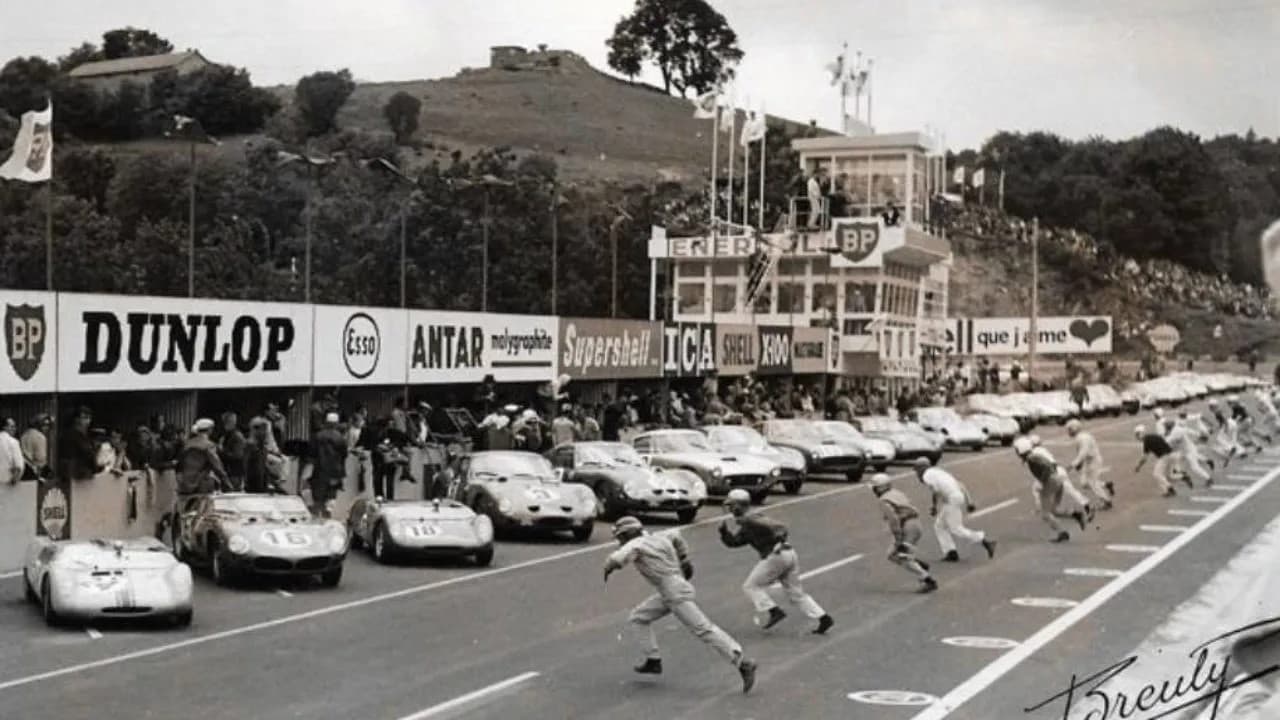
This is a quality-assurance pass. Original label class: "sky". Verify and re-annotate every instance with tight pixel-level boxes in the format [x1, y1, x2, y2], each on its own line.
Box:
[3, 0, 1278, 149]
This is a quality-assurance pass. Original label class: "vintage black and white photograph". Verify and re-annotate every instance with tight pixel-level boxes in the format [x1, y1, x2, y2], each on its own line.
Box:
[1, 1, 1280, 718]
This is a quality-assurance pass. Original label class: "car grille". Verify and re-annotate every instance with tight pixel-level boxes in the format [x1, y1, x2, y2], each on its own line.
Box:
[253, 557, 293, 572]
[295, 557, 332, 572]
[534, 517, 574, 528]
[102, 607, 152, 614]
[817, 456, 860, 470]
[419, 546, 466, 554]
[727, 474, 765, 487]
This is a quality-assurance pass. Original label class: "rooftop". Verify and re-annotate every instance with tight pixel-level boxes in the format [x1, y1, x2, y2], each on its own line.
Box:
[68, 50, 210, 78]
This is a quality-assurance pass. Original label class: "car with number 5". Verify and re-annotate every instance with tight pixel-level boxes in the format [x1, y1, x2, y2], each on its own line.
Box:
[173, 493, 348, 587]
[23, 536, 193, 627]
[447, 451, 598, 542]
[347, 497, 495, 566]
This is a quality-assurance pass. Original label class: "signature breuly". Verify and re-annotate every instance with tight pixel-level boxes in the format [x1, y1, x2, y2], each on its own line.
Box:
[1025, 616, 1280, 719]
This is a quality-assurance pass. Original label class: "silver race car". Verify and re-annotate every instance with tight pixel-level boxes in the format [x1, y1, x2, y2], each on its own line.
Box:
[23, 536, 194, 627]
[347, 497, 495, 566]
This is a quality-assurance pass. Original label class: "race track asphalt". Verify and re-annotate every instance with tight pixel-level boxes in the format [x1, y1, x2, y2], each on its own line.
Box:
[1, 405, 1278, 720]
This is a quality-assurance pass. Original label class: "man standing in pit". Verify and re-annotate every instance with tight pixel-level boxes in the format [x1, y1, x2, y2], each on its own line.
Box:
[913, 458, 997, 562]
[1134, 424, 1177, 497]
[718, 489, 834, 634]
[603, 516, 758, 694]
[1067, 420, 1113, 509]
[1014, 436, 1087, 543]
[870, 473, 938, 593]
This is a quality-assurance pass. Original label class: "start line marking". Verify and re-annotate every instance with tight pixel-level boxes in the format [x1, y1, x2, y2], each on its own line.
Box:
[1168, 509, 1211, 517]
[849, 690, 939, 706]
[0, 571, 22, 580]
[1011, 597, 1079, 609]
[941, 636, 1019, 650]
[396, 671, 540, 720]
[799, 554, 865, 581]
[1210, 483, 1247, 491]
[1190, 496, 1228, 504]
[1140, 525, 1191, 533]
[1106, 544, 1161, 554]
[1063, 568, 1125, 578]
[970, 497, 1019, 518]
[85, 629, 103, 641]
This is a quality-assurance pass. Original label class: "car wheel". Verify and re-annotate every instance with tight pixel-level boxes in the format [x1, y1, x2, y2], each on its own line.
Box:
[348, 523, 364, 550]
[782, 479, 803, 495]
[41, 577, 60, 627]
[972, 443, 985, 452]
[210, 543, 237, 588]
[675, 507, 698, 524]
[874, 464, 888, 473]
[571, 524, 594, 543]
[372, 523, 394, 564]
[320, 566, 343, 588]
[1001, 437, 1014, 447]
[474, 544, 495, 567]
[170, 610, 193, 628]
[928, 453, 942, 466]
[23, 571, 37, 603]
[844, 468, 865, 483]
[749, 490, 769, 505]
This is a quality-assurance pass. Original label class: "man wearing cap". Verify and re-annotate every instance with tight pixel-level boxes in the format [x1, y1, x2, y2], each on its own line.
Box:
[1067, 420, 1113, 509]
[1134, 425, 1177, 497]
[1013, 436, 1086, 543]
[914, 458, 997, 562]
[718, 488, 834, 634]
[870, 473, 938, 593]
[603, 516, 758, 693]
[310, 412, 348, 518]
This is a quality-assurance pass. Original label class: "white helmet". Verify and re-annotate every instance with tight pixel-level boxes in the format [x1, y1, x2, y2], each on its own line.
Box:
[1012, 436, 1034, 456]
[1134, 424, 1146, 437]
[1153, 408, 1165, 420]
[869, 473, 892, 491]
[1030, 434, 1042, 447]
[724, 488, 752, 507]
[1065, 419, 1081, 435]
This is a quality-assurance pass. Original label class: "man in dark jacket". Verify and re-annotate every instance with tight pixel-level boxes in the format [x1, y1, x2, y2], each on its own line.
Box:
[58, 406, 97, 481]
[310, 412, 347, 517]
[219, 412, 247, 491]
[244, 417, 282, 494]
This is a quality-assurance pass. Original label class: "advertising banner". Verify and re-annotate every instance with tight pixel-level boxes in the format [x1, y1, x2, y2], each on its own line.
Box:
[312, 305, 409, 386]
[557, 317, 662, 380]
[791, 326, 830, 374]
[715, 323, 756, 376]
[828, 218, 904, 269]
[407, 311, 557, 384]
[662, 322, 716, 377]
[1, 290, 56, 394]
[948, 316, 1113, 356]
[57, 293, 314, 392]
[756, 325, 794, 375]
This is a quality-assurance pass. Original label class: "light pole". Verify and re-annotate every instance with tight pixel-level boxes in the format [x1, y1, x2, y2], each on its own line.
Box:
[163, 115, 218, 297]
[276, 149, 342, 303]
[466, 174, 513, 313]
[365, 157, 417, 308]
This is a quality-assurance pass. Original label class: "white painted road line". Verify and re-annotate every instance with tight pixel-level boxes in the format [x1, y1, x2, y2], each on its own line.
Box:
[85, 629, 102, 641]
[970, 498, 1018, 518]
[396, 671, 540, 720]
[1010, 597, 1079, 609]
[0, 571, 21, 580]
[1168, 508, 1211, 517]
[799, 554, 865, 581]
[1139, 524, 1191, 533]
[1191, 495, 1228, 503]
[275, 589, 293, 598]
[1063, 568, 1125, 578]
[1105, 544, 1161, 554]
[908, 460, 1280, 720]
[1210, 483, 1247, 491]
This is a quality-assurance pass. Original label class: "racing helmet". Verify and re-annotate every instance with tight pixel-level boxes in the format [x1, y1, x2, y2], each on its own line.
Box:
[869, 473, 892, 491]
[1029, 434, 1042, 447]
[723, 488, 752, 508]
[612, 516, 644, 539]
[1134, 424, 1146, 437]
[1153, 408, 1165, 420]
[1012, 436, 1034, 456]
[1065, 419, 1081, 435]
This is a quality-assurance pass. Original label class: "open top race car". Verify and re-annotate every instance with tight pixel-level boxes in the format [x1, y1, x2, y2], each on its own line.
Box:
[547, 441, 707, 522]
[173, 493, 348, 587]
[347, 497, 495, 566]
[447, 451, 598, 542]
[23, 536, 193, 627]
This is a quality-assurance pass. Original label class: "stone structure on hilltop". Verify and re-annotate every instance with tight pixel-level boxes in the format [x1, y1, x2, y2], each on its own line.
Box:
[488, 45, 590, 73]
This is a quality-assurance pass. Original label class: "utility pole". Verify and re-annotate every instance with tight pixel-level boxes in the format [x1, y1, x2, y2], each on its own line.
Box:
[482, 187, 490, 313]
[1029, 217, 1039, 385]
[188, 141, 196, 297]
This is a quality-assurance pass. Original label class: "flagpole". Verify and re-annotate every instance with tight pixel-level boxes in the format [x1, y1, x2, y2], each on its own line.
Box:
[710, 102, 719, 236]
[999, 169, 1006, 212]
[726, 97, 735, 229]
[742, 115, 750, 230]
[758, 108, 766, 231]
[45, 183, 53, 290]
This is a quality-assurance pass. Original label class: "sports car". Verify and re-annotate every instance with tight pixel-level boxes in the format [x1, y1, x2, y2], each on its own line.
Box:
[23, 536, 193, 627]
[852, 416, 942, 465]
[908, 407, 987, 451]
[347, 497, 494, 566]
[965, 412, 1019, 445]
[757, 419, 866, 482]
[1085, 384, 1125, 417]
[809, 421, 896, 472]
[173, 493, 348, 587]
[632, 429, 782, 502]
[702, 425, 807, 494]
[447, 451, 598, 541]
[548, 441, 707, 522]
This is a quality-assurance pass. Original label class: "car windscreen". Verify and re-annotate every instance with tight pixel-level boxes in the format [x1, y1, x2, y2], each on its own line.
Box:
[650, 433, 714, 453]
[579, 443, 645, 468]
[815, 422, 860, 442]
[472, 453, 557, 482]
[858, 417, 903, 433]
[706, 426, 768, 451]
[213, 495, 310, 516]
[764, 421, 822, 443]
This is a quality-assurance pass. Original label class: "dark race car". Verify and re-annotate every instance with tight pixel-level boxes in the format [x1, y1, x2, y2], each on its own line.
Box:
[547, 441, 707, 523]
[174, 493, 348, 587]
[347, 497, 495, 566]
[446, 451, 598, 542]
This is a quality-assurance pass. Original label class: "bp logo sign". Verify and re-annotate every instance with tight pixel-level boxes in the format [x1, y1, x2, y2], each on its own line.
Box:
[835, 221, 880, 264]
[342, 313, 381, 379]
[5, 303, 46, 381]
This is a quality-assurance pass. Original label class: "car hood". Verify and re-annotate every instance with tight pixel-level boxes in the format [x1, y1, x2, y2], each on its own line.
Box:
[56, 540, 177, 571]
[716, 446, 806, 470]
[653, 452, 778, 473]
[487, 479, 594, 504]
[377, 501, 475, 523]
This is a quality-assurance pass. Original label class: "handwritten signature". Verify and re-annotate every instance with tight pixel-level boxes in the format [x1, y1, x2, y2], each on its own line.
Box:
[1025, 615, 1280, 720]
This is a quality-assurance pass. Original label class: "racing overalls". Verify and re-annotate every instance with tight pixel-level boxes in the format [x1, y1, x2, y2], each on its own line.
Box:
[878, 489, 931, 581]
[1070, 431, 1112, 505]
[720, 513, 826, 622]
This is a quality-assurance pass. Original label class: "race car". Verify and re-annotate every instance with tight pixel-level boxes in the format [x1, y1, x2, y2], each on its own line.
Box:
[23, 536, 193, 627]
[702, 425, 808, 494]
[347, 497, 494, 566]
[757, 419, 867, 482]
[173, 493, 348, 588]
[632, 429, 782, 503]
[547, 441, 707, 522]
[447, 451, 598, 542]
[852, 416, 943, 465]
[908, 407, 987, 451]
[965, 412, 1020, 446]
[810, 420, 896, 471]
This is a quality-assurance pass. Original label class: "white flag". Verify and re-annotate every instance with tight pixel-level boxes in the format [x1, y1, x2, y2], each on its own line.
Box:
[972, 168, 985, 188]
[692, 91, 719, 120]
[826, 54, 845, 86]
[739, 110, 766, 146]
[952, 166, 965, 185]
[0, 102, 53, 183]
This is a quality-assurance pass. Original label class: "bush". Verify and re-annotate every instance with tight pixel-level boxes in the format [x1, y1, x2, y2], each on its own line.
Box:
[383, 91, 420, 145]
[294, 69, 355, 137]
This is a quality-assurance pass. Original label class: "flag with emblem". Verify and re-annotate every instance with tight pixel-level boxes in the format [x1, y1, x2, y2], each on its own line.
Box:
[0, 102, 53, 183]
[952, 166, 965, 186]
[692, 91, 719, 120]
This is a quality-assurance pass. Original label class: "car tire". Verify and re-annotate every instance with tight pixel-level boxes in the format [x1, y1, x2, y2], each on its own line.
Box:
[571, 523, 594, 543]
[874, 464, 888, 473]
[928, 453, 942, 466]
[171, 610, 193, 628]
[24, 571, 37, 603]
[782, 479, 803, 495]
[210, 543, 237, 588]
[41, 577, 61, 627]
[348, 523, 364, 550]
[372, 523, 394, 564]
[844, 468, 865, 484]
[676, 507, 698, 524]
[320, 566, 343, 588]
[972, 443, 985, 452]
[474, 544, 494, 567]
[1001, 437, 1014, 447]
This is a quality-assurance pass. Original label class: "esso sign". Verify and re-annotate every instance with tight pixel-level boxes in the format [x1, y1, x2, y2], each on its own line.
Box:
[342, 312, 381, 379]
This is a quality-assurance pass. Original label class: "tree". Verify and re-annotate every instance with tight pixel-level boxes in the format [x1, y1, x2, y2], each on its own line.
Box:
[0, 56, 57, 116]
[294, 69, 356, 137]
[101, 27, 173, 60]
[58, 42, 101, 73]
[149, 64, 280, 135]
[605, 0, 743, 97]
[382, 91, 421, 145]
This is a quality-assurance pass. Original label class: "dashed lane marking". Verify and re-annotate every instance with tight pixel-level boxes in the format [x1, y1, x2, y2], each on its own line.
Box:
[1106, 544, 1162, 554]
[396, 671, 540, 720]
[1168, 509, 1211, 517]
[907, 456, 1280, 720]
[849, 690, 939, 706]
[1209, 483, 1247, 491]
[85, 629, 102, 641]
[0, 571, 22, 580]
[941, 637, 1019, 650]
[1063, 568, 1125, 578]
[1190, 495, 1228, 503]
[970, 498, 1018, 518]
[1139, 524, 1191, 533]
[1010, 597, 1079, 609]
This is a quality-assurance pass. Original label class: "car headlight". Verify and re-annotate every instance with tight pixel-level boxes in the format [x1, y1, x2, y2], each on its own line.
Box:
[472, 513, 494, 542]
[228, 534, 251, 555]
[770, 467, 781, 477]
[710, 467, 723, 478]
[498, 498, 513, 514]
[691, 479, 707, 498]
[624, 480, 644, 498]
[327, 532, 347, 555]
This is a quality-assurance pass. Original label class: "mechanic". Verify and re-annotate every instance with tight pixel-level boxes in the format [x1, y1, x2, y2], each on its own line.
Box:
[1134, 424, 1177, 497]
[603, 516, 758, 694]
[1013, 436, 1087, 543]
[913, 458, 997, 562]
[311, 412, 348, 518]
[1066, 419, 1113, 510]
[869, 473, 938, 593]
[718, 489, 834, 634]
